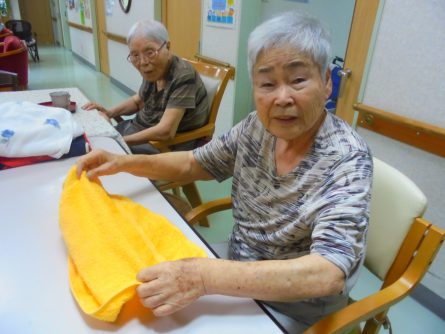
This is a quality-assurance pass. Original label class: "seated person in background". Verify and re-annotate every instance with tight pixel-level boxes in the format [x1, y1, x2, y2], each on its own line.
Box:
[76, 11, 373, 332]
[82, 19, 209, 154]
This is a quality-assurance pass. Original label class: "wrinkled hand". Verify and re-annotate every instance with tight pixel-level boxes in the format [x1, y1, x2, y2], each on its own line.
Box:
[76, 149, 124, 179]
[81, 102, 112, 121]
[82, 101, 107, 113]
[137, 259, 207, 317]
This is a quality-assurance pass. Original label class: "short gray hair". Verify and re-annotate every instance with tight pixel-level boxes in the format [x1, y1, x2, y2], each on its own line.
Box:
[127, 19, 169, 45]
[247, 11, 331, 80]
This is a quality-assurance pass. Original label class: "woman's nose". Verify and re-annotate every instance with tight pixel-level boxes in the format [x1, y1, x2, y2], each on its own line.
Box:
[274, 85, 293, 107]
[139, 57, 150, 66]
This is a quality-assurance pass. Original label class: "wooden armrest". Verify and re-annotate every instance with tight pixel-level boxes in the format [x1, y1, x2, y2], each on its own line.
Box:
[185, 197, 232, 225]
[304, 280, 411, 334]
[157, 180, 195, 192]
[304, 222, 445, 334]
[150, 124, 215, 149]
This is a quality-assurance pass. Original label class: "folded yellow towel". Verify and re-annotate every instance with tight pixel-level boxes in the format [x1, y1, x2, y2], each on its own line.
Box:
[59, 166, 207, 322]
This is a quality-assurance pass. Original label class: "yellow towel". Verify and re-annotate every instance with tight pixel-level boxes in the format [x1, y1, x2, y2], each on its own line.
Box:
[59, 166, 207, 322]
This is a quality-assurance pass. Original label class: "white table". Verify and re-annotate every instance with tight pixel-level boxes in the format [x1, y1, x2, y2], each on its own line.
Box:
[0, 87, 131, 153]
[0, 136, 283, 333]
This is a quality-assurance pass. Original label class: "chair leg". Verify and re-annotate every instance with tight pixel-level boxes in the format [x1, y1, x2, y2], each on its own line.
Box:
[28, 46, 36, 62]
[182, 182, 210, 227]
[35, 45, 39, 61]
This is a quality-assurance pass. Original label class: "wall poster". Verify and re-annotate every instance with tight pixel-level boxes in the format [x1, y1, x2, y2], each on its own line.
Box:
[206, 0, 236, 29]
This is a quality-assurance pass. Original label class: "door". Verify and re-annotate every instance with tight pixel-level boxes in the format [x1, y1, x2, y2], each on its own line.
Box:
[162, 0, 201, 59]
[335, 0, 381, 125]
[18, 0, 55, 45]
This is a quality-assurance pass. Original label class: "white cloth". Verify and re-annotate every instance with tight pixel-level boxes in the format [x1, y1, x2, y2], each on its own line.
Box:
[0, 101, 84, 158]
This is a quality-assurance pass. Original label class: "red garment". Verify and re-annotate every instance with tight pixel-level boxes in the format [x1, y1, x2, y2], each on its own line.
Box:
[0, 28, 12, 42]
[0, 35, 28, 87]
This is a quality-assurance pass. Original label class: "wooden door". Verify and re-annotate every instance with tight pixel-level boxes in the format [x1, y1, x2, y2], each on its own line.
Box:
[95, 0, 109, 75]
[18, 0, 55, 45]
[335, 0, 381, 124]
[162, 0, 201, 59]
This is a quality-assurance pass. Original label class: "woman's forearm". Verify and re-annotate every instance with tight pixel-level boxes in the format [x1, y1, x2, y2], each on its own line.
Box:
[121, 151, 213, 182]
[198, 254, 345, 302]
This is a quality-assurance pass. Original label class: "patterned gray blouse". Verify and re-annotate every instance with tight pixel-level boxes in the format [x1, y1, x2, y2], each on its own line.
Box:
[194, 111, 373, 294]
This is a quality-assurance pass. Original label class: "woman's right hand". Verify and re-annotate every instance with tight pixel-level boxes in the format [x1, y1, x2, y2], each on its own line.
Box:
[76, 149, 125, 180]
[81, 102, 113, 120]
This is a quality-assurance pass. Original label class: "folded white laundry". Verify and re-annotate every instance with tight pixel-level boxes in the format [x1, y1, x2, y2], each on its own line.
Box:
[0, 101, 84, 158]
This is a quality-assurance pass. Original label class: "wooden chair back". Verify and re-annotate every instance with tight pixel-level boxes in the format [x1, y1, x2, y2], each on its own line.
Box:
[188, 58, 234, 138]
[151, 56, 234, 151]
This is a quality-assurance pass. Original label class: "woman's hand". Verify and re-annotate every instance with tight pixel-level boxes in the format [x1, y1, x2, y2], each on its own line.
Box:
[136, 258, 207, 317]
[76, 149, 125, 179]
[81, 102, 112, 120]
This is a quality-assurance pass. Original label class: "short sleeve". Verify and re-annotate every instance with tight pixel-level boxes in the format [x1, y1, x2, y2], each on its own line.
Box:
[309, 151, 373, 278]
[193, 114, 257, 182]
[166, 77, 197, 110]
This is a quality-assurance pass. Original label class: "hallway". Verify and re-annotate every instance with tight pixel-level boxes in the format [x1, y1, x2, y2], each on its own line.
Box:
[28, 45, 130, 108]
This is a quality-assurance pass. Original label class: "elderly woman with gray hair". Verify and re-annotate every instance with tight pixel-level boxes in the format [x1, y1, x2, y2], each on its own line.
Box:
[82, 19, 209, 154]
[76, 11, 373, 332]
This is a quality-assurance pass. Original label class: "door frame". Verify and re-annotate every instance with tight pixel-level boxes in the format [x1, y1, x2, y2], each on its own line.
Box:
[59, 0, 71, 49]
[94, 0, 109, 75]
[161, 0, 202, 59]
[335, 0, 381, 125]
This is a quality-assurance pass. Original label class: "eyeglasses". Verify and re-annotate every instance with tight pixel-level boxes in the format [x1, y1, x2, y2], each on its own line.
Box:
[127, 41, 166, 64]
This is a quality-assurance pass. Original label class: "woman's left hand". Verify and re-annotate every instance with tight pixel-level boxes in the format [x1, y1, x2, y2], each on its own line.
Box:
[136, 258, 207, 316]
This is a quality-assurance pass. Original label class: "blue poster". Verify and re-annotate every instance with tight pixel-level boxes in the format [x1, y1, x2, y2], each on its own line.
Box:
[206, 0, 235, 28]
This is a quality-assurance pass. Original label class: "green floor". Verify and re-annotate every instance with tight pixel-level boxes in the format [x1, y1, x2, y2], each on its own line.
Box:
[26, 46, 445, 333]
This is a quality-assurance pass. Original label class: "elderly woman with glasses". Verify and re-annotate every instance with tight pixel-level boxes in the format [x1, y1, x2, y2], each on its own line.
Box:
[82, 19, 209, 154]
[77, 11, 373, 332]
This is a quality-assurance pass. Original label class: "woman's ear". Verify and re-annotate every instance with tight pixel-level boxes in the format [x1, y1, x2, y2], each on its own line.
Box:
[324, 68, 333, 99]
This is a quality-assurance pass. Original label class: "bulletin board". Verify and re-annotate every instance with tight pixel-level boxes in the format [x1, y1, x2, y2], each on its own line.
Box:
[67, 0, 92, 27]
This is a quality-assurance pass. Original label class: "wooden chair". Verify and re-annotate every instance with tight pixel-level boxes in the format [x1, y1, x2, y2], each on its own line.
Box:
[155, 56, 234, 226]
[0, 69, 19, 91]
[185, 157, 445, 333]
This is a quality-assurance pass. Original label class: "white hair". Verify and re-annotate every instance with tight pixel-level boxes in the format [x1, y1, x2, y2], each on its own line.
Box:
[127, 19, 169, 44]
[247, 11, 332, 80]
